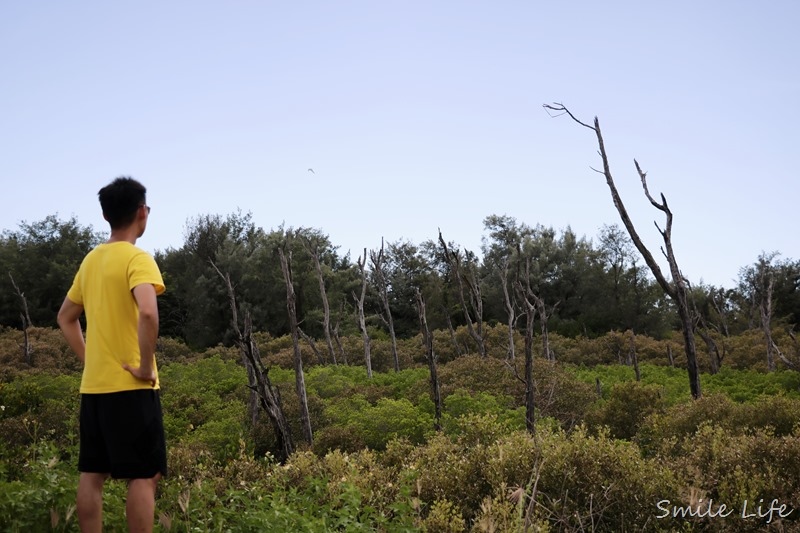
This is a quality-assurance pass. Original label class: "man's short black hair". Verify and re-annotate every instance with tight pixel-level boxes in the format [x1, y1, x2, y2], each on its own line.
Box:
[98, 177, 147, 229]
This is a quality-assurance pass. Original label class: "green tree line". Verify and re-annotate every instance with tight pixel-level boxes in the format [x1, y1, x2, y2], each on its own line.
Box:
[1, 212, 798, 357]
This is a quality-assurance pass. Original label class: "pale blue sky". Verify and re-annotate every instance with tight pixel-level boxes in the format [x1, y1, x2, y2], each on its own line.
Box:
[2, 1, 797, 289]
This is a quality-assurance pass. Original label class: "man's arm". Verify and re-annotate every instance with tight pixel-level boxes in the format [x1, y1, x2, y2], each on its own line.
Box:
[57, 298, 86, 363]
[123, 283, 159, 385]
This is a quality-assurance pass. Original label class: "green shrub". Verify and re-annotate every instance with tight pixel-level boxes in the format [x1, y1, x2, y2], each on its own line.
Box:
[586, 380, 666, 440]
[535, 426, 681, 531]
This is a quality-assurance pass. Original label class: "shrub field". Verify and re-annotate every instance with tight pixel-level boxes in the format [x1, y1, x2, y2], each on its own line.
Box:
[2, 326, 800, 531]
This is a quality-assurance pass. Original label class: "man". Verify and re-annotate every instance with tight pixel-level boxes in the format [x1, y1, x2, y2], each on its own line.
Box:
[58, 177, 166, 533]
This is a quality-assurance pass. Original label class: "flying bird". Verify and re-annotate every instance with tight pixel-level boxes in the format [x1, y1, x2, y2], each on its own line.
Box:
[307, 168, 315, 174]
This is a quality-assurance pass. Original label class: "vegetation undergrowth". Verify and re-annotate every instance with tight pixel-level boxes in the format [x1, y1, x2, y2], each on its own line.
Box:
[2, 328, 800, 531]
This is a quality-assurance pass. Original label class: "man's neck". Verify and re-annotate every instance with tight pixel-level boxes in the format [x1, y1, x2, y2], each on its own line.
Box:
[107, 227, 139, 245]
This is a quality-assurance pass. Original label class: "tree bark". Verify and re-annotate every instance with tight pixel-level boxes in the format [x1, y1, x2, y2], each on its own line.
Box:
[530, 293, 558, 361]
[441, 303, 463, 357]
[9, 274, 33, 365]
[302, 238, 336, 364]
[370, 239, 400, 371]
[499, 257, 517, 361]
[332, 300, 347, 364]
[416, 288, 442, 431]
[516, 257, 537, 436]
[545, 103, 702, 399]
[354, 249, 373, 379]
[759, 266, 777, 372]
[298, 326, 325, 365]
[630, 330, 640, 382]
[277, 245, 314, 445]
[438, 230, 487, 357]
[210, 262, 294, 462]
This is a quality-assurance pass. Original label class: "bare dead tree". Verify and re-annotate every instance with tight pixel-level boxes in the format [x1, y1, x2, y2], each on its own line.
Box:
[210, 261, 294, 462]
[9, 273, 33, 365]
[788, 328, 800, 362]
[710, 290, 732, 338]
[515, 255, 538, 436]
[545, 102, 702, 399]
[499, 256, 518, 361]
[301, 235, 336, 364]
[277, 243, 314, 445]
[759, 272, 797, 370]
[353, 249, 373, 379]
[759, 262, 778, 371]
[629, 330, 640, 382]
[416, 288, 442, 431]
[691, 296, 723, 375]
[441, 303, 463, 357]
[438, 230, 487, 357]
[298, 326, 325, 365]
[530, 292, 559, 361]
[370, 239, 400, 371]
[332, 300, 347, 364]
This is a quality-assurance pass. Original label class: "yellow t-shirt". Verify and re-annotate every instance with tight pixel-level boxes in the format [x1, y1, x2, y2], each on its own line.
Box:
[67, 242, 166, 393]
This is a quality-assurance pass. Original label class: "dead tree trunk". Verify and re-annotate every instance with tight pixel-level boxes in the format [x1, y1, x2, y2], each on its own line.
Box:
[530, 293, 558, 361]
[515, 256, 537, 436]
[354, 249, 373, 379]
[692, 303, 722, 375]
[517, 288, 537, 436]
[277, 245, 314, 445]
[332, 300, 347, 364]
[210, 262, 294, 462]
[438, 230, 487, 357]
[416, 288, 442, 431]
[302, 238, 336, 364]
[298, 327, 324, 365]
[499, 256, 517, 361]
[630, 330, 641, 382]
[759, 267, 777, 372]
[441, 303, 463, 357]
[370, 239, 400, 371]
[545, 103, 702, 399]
[9, 274, 33, 365]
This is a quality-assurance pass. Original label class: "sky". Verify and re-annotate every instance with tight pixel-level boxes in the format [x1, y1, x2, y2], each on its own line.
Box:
[1, 1, 798, 289]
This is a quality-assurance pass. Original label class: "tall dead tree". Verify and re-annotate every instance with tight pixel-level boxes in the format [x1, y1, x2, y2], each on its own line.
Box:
[277, 243, 314, 445]
[441, 302, 463, 357]
[629, 330, 641, 381]
[691, 295, 723, 375]
[757, 255, 778, 371]
[353, 249, 373, 379]
[370, 239, 400, 371]
[332, 300, 348, 364]
[416, 288, 442, 431]
[529, 292, 558, 361]
[302, 235, 336, 364]
[515, 256, 538, 436]
[210, 262, 294, 462]
[757, 265, 796, 370]
[9, 273, 33, 365]
[545, 102, 701, 399]
[499, 256, 518, 361]
[298, 327, 325, 365]
[438, 230, 487, 358]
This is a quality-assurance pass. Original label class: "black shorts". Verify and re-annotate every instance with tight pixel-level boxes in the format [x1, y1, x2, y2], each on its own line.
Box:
[78, 389, 167, 479]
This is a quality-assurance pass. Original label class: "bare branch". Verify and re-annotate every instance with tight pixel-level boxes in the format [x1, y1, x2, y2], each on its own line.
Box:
[543, 103, 596, 131]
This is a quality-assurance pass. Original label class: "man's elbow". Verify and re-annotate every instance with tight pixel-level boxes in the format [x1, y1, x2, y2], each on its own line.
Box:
[139, 308, 160, 327]
[57, 308, 76, 330]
